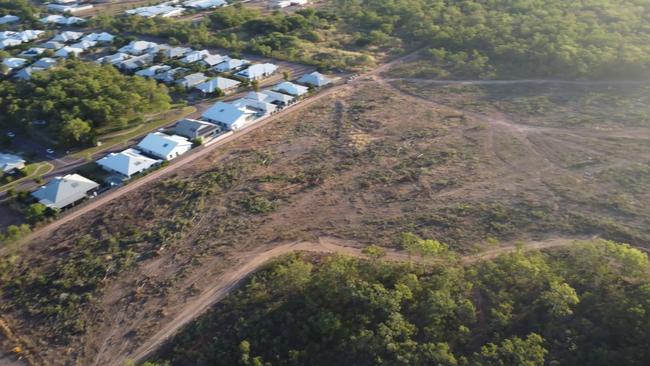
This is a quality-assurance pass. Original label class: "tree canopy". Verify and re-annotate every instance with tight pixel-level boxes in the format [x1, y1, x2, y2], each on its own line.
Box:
[0, 60, 171, 146]
[152, 240, 650, 365]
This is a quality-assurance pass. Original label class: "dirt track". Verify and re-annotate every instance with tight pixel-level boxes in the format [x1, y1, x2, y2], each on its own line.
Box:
[121, 236, 618, 366]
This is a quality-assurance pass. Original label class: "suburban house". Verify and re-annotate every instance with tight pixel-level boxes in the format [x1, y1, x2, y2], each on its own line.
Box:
[194, 76, 241, 94]
[136, 64, 172, 78]
[201, 54, 228, 67]
[82, 32, 115, 44]
[32, 57, 58, 70]
[96, 52, 131, 65]
[0, 15, 19, 25]
[40, 15, 85, 26]
[126, 4, 185, 18]
[2, 58, 27, 71]
[153, 67, 188, 83]
[0, 38, 22, 49]
[54, 46, 84, 58]
[214, 58, 249, 72]
[235, 63, 278, 81]
[172, 119, 221, 140]
[297, 71, 331, 87]
[176, 72, 208, 88]
[245, 90, 295, 106]
[183, 0, 226, 9]
[19, 47, 46, 58]
[162, 46, 192, 59]
[70, 39, 97, 51]
[118, 53, 154, 71]
[31, 174, 99, 209]
[233, 98, 277, 116]
[53, 31, 84, 43]
[137, 132, 192, 160]
[97, 148, 161, 178]
[47, 3, 94, 13]
[180, 50, 210, 64]
[271, 0, 292, 8]
[0, 153, 25, 173]
[40, 41, 65, 50]
[14, 67, 34, 80]
[201, 101, 257, 130]
[118, 41, 159, 55]
[272, 81, 309, 96]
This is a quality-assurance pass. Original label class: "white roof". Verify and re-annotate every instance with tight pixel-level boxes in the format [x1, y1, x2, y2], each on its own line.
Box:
[19, 47, 46, 58]
[180, 50, 210, 64]
[201, 101, 256, 128]
[213, 58, 247, 72]
[96, 52, 131, 65]
[54, 46, 84, 58]
[82, 32, 115, 43]
[194, 77, 241, 93]
[272, 81, 309, 96]
[70, 39, 97, 50]
[97, 148, 160, 177]
[53, 31, 84, 43]
[183, 0, 226, 8]
[0, 15, 19, 25]
[232, 98, 277, 115]
[3, 57, 27, 69]
[0, 153, 25, 173]
[137, 132, 192, 158]
[297, 71, 331, 87]
[0, 39, 22, 49]
[236, 63, 278, 79]
[202, 54, 227, 66]
[126, 4, 185, 17]
[31, 174, 99, 209]
[135, 64, 172, 77]
[40, 41, 65, 50]
[32, 57, 58, 70]
[249, 90, 294, 104]
[118, 40, 159, 55]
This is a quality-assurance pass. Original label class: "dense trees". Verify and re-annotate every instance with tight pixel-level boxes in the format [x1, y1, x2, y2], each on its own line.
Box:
[0, 0, 37, 22]
[0, 61, 171, 146]
[152, 240, 650, 366]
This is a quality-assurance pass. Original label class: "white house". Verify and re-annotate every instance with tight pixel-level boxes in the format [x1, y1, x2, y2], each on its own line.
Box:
[183, 0, 226, 9]
[201, 54, 228, 67]
[40, 15, 86, 25]
[97, 148, 161, 178]
[297, 71, 331, 87]
[176, 72, 208, 88]
[153, 67, 188, 83]
[70, 39, 97, 51]
[271, 0, 292, 8]
[272, 81, 309, 96]
[135, 64, 172, 77]
[32, 57, 58, 70]
[201, 101, 257, 130]
[2, 57, 27, 70]
[235, 63, 278, 81]
[137, 132, 192, 160]
[118, 40, 159, 55]
[48, 3, 94, 13]
[0, 153, 25, 173]
[19, 47, 46, 58]
[53, 31, 84, 43]
[0, 38, 22, 49]
[214, 58, 249, 72]
[233, 98, 277, 116]
[194, 77, 241, 94]
[54, 46, 84, 58]
[246, 90, 295, 105]
[31, 174, 99, 209]
[82, 32, 115, 44]
[180, 50, 210, 64]
[96, 52, 132, 65]
[126, 4, 185, 18]
[40, 41, 65, 50]
[117, 53, 154, 71]
[14, 67, 34, 80]
[0, 15, 19, 25]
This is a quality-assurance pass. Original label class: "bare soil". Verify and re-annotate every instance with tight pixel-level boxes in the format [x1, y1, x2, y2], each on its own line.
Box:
[1, 76, 650, 365]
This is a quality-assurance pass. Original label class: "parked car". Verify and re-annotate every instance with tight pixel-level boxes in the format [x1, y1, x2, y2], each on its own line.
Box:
[7, 131, 15, 138]
[46, 148, 55, 155]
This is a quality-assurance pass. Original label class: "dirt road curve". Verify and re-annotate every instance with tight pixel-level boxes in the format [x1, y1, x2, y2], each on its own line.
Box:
[120, 236, 631, 366]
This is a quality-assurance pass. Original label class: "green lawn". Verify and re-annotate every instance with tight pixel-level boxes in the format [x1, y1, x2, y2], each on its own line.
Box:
[71, 106, 196, 161]
[0, 162, 54, 193]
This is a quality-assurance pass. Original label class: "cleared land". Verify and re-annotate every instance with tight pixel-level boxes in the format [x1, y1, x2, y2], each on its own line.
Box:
[1, 72, 650, 364]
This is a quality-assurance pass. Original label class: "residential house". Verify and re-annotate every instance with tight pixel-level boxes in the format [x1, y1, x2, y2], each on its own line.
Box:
[14, 67, 33, 80]
[0, 15, 19, 25]
[2, 57, 27, 71]
[135, 64, 172, 78]
[32, 57, 58, 70]
[40, 41, 65, 50]
[213, 58, 249, 72]
[31, 174, 99, 209]
[201, 101, 257, 130]
[194, 76, 241, 94]
[272, 81, 309, 96]
[201, 54, 228, 67]
[161, 46, 192, 59]
[0, 153, 25, 173]
[172, 118, 221, 140]
[126, 4, 185, 18]
[118, 53, 154, 71]
[137, 132, 192, 160]
[245, 90, 294, 106]
[297, 71, 331, 87]
[53, 31, 84, 43]
[47, 3, 94, 13]
[70, 39, 97, 51]
[54, 46, 84, 58]
[271, 0, 292, 8]
[183, 0, 226, 9]
[82, 32, 115, 44]
[19, 47, 46, 58]
[235, 63, 278, 81]
[232, 97, 277, 116]
[97, 148, 161, 178]
[118, 40, 159, 55]
[176, 72, 208, 88]
[180, 50, 210, 64]
[153, 67, 188, 83]
[0, 38, 22, 49]
[40, 15, 86, 25]
[96, 52, 131, 65]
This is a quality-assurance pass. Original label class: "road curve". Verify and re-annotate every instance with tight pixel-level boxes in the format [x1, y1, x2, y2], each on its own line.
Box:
[119, 236, 637, 366]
